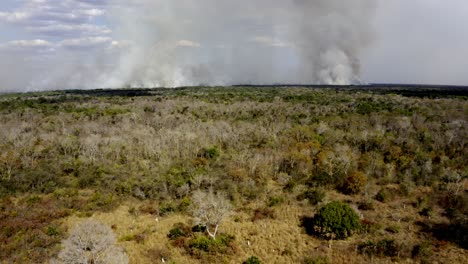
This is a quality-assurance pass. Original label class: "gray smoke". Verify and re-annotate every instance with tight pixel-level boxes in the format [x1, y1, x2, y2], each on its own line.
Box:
[0, 0, 376, 92]
[104, 0, 376, 87]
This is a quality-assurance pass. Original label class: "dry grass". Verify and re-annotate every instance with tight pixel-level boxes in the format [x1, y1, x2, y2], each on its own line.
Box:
[52, 173, 467, 264]
[55, 188, 467, 264]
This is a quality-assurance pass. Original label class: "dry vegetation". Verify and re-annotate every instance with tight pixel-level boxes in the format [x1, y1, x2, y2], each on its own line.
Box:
[0, 86, 467, 263]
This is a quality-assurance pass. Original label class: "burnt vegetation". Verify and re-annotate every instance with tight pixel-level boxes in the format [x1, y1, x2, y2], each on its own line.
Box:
[0, 86, 467, 263]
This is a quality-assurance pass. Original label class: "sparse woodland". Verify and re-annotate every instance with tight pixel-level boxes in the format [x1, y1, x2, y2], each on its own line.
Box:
[0, 87, 467, 263]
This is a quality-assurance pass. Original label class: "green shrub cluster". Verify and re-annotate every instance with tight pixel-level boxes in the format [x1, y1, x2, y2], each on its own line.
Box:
[243, 256, 262, 264]
[165, 223, 236, 257]
[267, 196, 284, 207]
[358, 239, 400, 258]
[200, 146, 220, 159]
[308, 201, 360, 239]
[189, 233, 235, 254]
[297, 188, 325, 205]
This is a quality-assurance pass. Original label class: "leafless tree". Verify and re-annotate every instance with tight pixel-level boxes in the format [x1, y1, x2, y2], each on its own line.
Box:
[55, 219, 128, 264]
[191, 189, 233, 239]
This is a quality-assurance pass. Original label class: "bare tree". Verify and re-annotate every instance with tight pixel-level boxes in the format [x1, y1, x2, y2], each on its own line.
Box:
[55, 219, 128, 264]
[191, 189, 233, 239]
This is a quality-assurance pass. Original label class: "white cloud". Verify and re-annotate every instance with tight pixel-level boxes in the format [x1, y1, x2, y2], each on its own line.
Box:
[249, 36, 294, 48]
[0, 11, 29, 23]
[28, 23, 112, 37]
[176, 40, 201, 48]
[81, 8, 106, 17]
[0, 0, 108, 38]
[0, 39, 53, 50]
[59, 36, 112, 49]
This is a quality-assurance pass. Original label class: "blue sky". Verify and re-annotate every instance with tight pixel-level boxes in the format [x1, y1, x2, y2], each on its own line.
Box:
[1, 0, 468, 91]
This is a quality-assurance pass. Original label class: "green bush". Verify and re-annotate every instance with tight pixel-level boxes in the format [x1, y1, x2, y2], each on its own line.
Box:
[188, 233, 234, 254]
[412, 241, 433, 259]
[168, 224, 190, 240]
[189, 235, 212, 252]
[307, 170, 346, 189]
[375, 188, 393, 203]
[309, 201, 360, 239]
[243, 256, 262, 264]
[201, 147, 220, 159]
[297, 188, 325, 205]
[192, 224, 207, 233]
[419, 207, 432, 217]
[159, 202, 176, 216]
[267, 196, 284, 207]
[358, 239, 400, 257]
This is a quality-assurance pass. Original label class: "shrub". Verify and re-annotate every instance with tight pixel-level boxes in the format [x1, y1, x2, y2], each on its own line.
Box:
[159, 202, 176, 216]
[357, 201, 375, 211]
[192, 224, 207, 233]
[297, 188, 325, 205]
[200, 147, 220, 159]
[419, 207, 432, 217]
[188, 233, 235, 254]
[307, 170, 346, 189]
[358, 239, 400, 258]
[308, 201, 360, 239]
[243, 256, 262, 264]
[167, 223, 190, 240]
[189, 235, 212, 252]
[375, 188, 393, 202]
[267, 196, 284, 207]
[178, 197, 192, 211]
[283, 180, 297, 192]
[46, 226, 60, 236]
[340, 171, 367, 195]
[168, 227, 187, 240]
[412, 241, 433, 259]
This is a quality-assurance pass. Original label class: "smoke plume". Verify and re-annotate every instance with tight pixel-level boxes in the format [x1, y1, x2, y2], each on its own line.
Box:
[106, 0, 376, 87]
[0, 0, 376, 91]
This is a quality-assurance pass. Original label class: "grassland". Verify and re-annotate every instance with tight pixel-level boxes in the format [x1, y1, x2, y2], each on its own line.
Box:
[0, 86, 467, 263]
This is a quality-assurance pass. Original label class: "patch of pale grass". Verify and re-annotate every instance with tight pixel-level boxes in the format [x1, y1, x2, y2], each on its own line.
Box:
[59, 190, 468, 264]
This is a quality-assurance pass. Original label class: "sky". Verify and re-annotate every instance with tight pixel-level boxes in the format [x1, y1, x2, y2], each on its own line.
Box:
[0, 0, 467, 92]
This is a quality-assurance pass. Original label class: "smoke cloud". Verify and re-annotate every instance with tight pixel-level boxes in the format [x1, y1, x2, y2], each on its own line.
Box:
[105, 0, 376, 87]
[0, 0, 376, 91]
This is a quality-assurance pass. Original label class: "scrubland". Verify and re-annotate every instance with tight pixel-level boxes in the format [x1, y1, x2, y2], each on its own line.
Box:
[0, 87, 466, 263]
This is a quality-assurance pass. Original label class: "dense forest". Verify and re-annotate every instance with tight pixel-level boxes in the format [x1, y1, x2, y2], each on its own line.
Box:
[0, 86, 466, 263]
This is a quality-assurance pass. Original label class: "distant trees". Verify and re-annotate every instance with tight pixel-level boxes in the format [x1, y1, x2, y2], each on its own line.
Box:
[0, 87, 466, 262]
[55, 219, 128, 264]
[191, 189, 233, 239]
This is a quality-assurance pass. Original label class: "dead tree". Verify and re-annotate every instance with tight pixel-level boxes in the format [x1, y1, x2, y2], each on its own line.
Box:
[191, 189, 232, 239]
[56, 219, 128, 264]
